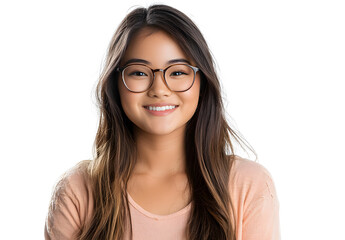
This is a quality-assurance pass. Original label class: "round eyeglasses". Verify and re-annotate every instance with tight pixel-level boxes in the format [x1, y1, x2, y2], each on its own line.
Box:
[116, 63, 200, 93]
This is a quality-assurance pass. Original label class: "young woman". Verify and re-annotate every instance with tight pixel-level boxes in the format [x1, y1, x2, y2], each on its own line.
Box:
[44, 4, 280, 240]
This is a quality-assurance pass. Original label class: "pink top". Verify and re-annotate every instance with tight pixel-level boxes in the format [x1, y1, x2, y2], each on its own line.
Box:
[44, 156, 281, 239]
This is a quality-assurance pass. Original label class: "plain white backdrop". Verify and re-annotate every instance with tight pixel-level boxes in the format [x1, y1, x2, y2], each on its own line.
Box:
[0, 0, 344, 239]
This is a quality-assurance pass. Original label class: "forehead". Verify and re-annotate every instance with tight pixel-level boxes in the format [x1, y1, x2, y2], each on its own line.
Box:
[121, 27, 193, 67]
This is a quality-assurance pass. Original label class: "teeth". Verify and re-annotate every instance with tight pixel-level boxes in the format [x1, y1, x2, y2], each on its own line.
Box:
[147, 105, 177, 111]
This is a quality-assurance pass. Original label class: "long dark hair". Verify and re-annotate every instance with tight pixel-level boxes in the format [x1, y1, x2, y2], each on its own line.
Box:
[78, 4, 256, 240]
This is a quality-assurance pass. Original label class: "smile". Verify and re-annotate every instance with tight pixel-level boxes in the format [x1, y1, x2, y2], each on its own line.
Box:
[145, 105, 177, 111]
[143, 105, 179, 116]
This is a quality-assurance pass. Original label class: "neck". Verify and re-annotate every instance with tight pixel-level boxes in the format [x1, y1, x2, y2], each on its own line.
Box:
[133, 125, 186, 178]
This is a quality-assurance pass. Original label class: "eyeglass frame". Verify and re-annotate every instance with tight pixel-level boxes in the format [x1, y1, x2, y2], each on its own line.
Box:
[115, 63, 200, 93]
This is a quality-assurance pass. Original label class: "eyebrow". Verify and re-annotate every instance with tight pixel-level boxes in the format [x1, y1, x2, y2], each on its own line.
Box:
[122, 58, 191, 66]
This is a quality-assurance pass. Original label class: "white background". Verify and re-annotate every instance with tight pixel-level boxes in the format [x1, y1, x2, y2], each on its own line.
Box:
[0, 0, 344, 239]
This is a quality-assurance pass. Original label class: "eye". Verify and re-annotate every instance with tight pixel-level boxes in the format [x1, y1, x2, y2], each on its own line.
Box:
[171, 71, 187, 76]
[130, 71, 148, 76]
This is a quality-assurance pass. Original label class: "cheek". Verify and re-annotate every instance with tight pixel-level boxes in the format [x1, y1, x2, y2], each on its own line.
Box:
[182, 77, 201, 113]
[191, 77, 201, 104]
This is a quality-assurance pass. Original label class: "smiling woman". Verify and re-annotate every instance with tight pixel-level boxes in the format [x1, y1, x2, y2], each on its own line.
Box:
[44, 4, 280, 240]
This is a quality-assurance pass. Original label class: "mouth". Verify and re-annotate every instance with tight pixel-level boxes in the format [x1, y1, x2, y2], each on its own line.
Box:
[143, 105, 179, 111]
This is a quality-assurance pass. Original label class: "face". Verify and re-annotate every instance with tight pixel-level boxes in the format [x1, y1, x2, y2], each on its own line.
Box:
[118, 27, 201, 136]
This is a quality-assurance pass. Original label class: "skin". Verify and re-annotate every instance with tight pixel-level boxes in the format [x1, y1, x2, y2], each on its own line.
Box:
[118, 27, 200, 214]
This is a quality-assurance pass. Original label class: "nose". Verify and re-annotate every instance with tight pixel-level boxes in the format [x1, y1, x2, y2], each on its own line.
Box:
[147, 69, 172, 97]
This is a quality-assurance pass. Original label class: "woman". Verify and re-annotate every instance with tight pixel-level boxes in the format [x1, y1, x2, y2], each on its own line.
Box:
[44, 4, 280, 240]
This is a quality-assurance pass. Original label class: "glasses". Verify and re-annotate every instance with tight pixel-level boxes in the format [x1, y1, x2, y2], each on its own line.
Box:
[116, 63, 200, 93]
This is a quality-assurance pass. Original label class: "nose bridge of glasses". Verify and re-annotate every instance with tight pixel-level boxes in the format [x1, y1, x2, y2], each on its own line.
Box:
[152, 68, 165, 77]
[152, 68, 168, 86]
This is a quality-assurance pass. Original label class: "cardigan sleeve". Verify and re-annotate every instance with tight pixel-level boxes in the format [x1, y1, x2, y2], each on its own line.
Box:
[242, 173, 281, 240]
[44, 162, 93, 240]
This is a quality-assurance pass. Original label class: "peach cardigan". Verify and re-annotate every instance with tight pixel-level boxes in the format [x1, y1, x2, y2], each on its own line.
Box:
[44, 156, 281, 239]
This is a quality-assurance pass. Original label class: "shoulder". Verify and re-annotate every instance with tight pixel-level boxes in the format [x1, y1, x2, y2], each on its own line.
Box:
[229, 155, 278, 202]
[228, 155, 281, 239]
[45, 160, 93, 239]
[50, 160, 92, 203]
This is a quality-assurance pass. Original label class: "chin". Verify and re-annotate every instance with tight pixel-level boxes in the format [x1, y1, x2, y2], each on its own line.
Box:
[136, 123, 185, 136]
[145, 127, 176, 136]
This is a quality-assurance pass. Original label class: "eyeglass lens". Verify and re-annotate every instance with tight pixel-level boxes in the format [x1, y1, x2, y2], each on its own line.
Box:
[122, 64, 195, 92]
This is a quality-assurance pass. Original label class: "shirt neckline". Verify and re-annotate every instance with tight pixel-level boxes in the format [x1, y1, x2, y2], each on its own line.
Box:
[127, 191, 192, 220]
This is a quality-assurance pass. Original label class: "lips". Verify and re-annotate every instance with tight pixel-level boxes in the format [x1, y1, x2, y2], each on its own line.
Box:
[143, 104, 179, 111]
[143, 105, 179, 111]
[143, 103, 179, 107]
[142, 103, 179, 116]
